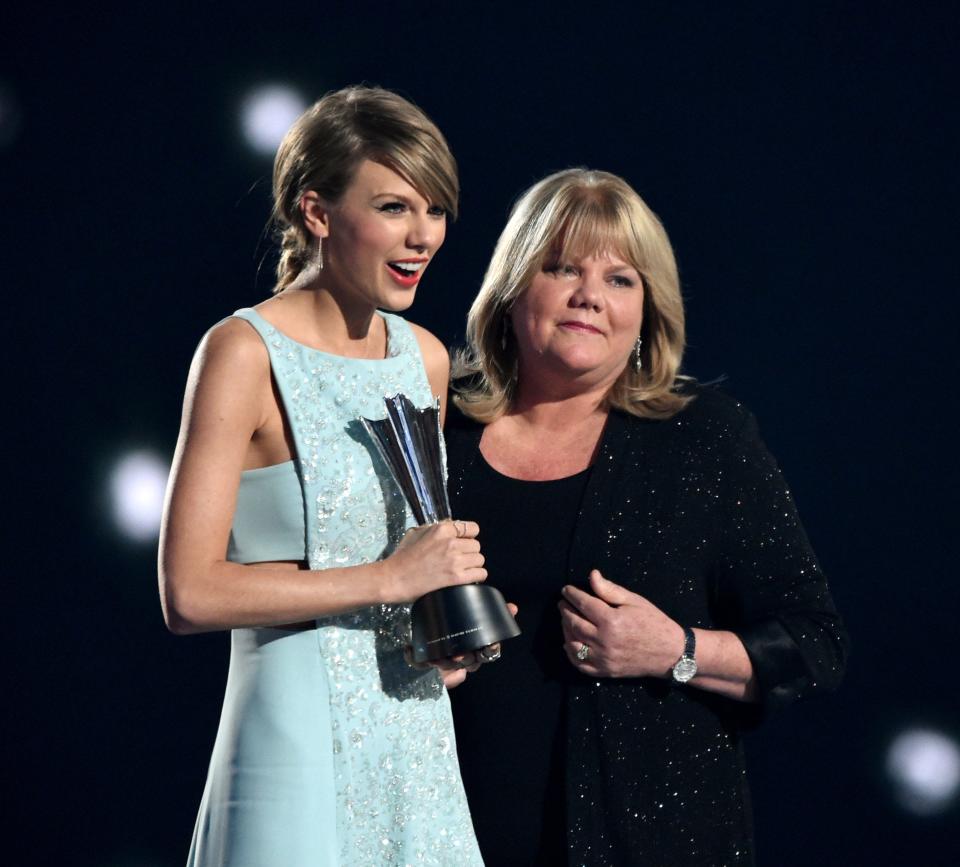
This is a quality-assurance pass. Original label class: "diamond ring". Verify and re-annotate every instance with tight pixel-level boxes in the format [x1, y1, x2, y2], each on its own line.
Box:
[576, 644, 591, 662]
[480, 645, 501, 663]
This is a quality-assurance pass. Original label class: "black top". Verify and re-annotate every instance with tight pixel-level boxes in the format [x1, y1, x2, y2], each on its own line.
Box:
[450, 456, 591, 866]
[445, 385, 849, 867]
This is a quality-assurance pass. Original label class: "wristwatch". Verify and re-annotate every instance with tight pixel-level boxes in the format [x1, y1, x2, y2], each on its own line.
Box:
[671, 626, 698, 684]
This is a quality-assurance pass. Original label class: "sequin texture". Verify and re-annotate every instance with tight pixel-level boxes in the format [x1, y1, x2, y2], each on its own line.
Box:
[206, 310, 482, 866]
[444, 385, 849, 866]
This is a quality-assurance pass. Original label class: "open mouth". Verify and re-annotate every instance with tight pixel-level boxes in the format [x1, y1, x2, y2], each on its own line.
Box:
[386, 260, 425, 286]
[387, 261, 424, 276]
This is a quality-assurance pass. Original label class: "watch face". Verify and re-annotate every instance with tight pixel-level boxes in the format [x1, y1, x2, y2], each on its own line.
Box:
[673, 656, 698, 684]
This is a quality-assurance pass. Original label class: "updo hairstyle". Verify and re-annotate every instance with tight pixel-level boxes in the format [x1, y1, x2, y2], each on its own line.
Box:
[271, 86, 459, 292]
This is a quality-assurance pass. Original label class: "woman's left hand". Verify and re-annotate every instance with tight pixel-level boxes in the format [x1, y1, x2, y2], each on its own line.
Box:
[559, 570, 684, 678]
[406, 603, 517, 688]
[434, 649, 488, 689]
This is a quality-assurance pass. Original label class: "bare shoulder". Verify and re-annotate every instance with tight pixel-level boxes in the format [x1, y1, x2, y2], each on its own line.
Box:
[180, 316, 273, 434]
[194, 316, 270, 383]
[406, 321, 450, 416]
[407, 321, 450, 376]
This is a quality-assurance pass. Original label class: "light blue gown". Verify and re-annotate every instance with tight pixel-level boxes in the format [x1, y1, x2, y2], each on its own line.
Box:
[186, 308, 483, 867]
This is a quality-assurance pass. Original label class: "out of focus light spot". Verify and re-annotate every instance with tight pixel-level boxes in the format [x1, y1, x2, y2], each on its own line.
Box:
[109, 451, 169, 542]
[886, 727, 960, 815]
[241, 84, 306, 156]
[0, 82, 23, 149]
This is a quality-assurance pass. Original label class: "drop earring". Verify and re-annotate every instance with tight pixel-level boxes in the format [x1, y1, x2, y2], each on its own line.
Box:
[634, 336, 643, 372]
[316, 236, 324, 271]
[500, 317, 510, 351]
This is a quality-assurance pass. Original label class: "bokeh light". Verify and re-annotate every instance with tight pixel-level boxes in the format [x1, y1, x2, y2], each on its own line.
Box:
[886, 727, 960, 816]
[109, 450, 170, 542]
[240, 84, 306, 156]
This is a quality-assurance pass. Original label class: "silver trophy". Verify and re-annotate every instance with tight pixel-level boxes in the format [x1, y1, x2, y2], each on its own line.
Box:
[362, 393, 520, 663]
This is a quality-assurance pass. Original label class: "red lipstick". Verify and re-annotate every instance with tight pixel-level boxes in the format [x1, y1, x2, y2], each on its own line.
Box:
[386, 258, 427, 288]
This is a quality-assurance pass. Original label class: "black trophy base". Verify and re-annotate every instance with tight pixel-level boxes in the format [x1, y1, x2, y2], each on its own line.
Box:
[410, 584, 521, 663]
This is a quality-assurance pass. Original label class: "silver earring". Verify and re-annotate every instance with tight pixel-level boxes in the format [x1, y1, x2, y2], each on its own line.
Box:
[634, 336, 643, 372]
[316, 236, 324, 271]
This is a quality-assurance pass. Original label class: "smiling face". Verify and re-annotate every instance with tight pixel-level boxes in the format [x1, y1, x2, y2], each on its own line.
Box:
[308, 159, 447, 312]
[510, 250, 645, 392]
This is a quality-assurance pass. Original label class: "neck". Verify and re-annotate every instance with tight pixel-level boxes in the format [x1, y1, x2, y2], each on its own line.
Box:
[510, 381, 609, 431]
[284, 273, 382, 355]
[510, 359, 619, 428]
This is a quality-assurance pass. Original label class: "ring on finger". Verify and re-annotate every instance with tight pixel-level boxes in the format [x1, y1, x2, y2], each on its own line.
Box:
[576, 643, 591, 662]
[480, 645, 501, 663]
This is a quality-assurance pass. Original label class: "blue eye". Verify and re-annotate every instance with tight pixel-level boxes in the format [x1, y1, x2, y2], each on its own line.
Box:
[377, 202, 407, 214]
[542, 261, 579, 276]
[610, 275, 635, 288]
[427, 205, 447, 218]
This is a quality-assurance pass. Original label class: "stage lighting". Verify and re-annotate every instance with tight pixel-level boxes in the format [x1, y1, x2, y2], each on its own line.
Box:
[241, 84, 306, 156]
[109, 450, 169, 542]
[886, 727, 960, 816]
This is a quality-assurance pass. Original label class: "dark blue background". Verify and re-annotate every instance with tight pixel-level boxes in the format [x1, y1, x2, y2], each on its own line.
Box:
[4, 2, 958, 865]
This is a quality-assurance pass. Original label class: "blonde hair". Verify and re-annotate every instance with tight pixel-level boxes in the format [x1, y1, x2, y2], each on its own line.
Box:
[454, 168, 691, 421]
[270, 85, 459, 292]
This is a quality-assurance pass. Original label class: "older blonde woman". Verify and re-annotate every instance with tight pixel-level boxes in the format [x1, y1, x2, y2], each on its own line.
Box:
[446, 169, 848, 866]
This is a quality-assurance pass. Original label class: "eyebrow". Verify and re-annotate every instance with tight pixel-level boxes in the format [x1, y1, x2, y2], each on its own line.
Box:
[370, 190, 417, 201]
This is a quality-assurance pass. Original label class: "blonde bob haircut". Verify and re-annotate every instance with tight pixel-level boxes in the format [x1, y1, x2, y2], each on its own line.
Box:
[454, 168, 691, 421]
[271, 85, 459, 293]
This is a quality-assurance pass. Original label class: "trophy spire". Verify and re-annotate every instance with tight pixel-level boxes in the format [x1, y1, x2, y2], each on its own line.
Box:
[361, 393, 520, 663]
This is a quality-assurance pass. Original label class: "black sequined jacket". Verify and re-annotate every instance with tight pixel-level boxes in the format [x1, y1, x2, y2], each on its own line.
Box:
[444, 384, 849, 866]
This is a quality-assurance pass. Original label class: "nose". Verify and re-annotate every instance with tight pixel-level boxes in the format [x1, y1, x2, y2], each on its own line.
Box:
[569, 270, 605, 310]
[406, 211, 444, 253]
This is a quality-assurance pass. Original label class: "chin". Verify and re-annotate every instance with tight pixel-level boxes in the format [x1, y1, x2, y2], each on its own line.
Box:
[553, 351, 608, 373]
[379, 291, 418, 313]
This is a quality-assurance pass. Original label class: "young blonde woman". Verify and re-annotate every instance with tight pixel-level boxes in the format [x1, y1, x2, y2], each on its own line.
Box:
[160, 87, 487, 867]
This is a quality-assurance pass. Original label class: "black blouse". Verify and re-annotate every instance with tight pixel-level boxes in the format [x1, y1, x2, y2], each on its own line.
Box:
[445, 385, 849, 867]
[450, 458, 591, 865]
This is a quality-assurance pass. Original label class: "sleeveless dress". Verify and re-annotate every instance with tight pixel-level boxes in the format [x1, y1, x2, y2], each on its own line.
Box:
[186, 308, 483, 867]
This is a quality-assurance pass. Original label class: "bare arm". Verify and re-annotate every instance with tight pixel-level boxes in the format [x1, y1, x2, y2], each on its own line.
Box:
[685, 629, 758, 701]
[158, 320, 485, 635]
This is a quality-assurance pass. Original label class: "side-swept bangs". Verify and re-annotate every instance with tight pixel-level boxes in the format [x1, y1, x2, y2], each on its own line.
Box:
[271, 86, 459, 292]
[361, 117, 460, 220]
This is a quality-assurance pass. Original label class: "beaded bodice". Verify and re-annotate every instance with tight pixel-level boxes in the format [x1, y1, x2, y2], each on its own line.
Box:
[231, 308, 481, 866]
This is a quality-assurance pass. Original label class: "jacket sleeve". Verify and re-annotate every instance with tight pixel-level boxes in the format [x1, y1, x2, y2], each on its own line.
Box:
[714, 409, 849, 714]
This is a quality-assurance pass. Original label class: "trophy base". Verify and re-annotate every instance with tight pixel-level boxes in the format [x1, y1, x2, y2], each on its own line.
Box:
[410, 584, 521, 663]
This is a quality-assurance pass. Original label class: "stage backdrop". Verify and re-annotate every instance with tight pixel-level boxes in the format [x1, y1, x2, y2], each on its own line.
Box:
[3, 3, 958, 865]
